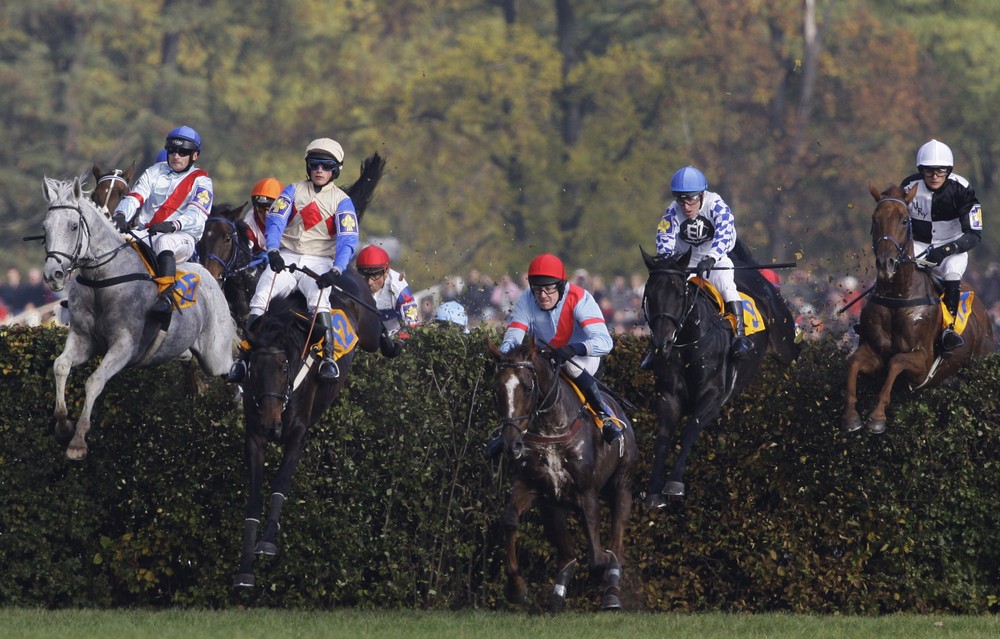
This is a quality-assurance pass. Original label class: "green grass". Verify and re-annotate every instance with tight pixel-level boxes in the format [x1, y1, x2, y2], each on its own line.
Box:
[1, 609, 999, 639]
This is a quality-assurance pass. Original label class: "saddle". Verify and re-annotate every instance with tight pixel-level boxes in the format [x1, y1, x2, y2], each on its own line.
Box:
[129, 241, 199, 310]
[286, 309, 359, 363]
[561, 373, 626, 437]
[691, 276, 766, 336]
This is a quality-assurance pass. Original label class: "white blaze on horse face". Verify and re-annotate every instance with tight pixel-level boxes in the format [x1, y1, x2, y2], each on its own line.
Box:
[503, 373, 520, 417]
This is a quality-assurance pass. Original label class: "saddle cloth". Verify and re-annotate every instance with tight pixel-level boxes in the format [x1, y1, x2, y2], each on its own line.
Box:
[691, 276, 766, 336]
[941, 290, 975, 335]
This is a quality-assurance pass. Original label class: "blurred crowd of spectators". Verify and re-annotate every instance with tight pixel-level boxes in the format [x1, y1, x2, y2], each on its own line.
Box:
[0, 266, 59, 326]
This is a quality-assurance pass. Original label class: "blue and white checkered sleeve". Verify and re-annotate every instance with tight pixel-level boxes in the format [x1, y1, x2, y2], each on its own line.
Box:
[709, 201, 736, 257]
[655, 209, 677, 256]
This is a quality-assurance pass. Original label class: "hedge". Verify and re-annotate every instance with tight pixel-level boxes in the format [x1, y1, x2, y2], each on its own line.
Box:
[1, 324, 999, 612]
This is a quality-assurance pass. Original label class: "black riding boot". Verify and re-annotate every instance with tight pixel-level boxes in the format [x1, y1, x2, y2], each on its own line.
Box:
[941, 280, 964, 352]
[727, 300, 754, 360]
[316, 312, 339, 380]
[151, 251, 176, 318]
[576, 371, 622, 444]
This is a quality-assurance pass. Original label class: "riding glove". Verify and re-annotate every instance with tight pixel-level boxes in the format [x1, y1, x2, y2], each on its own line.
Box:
[553, 343, 586, 363]
[267, 250, 285, 272]
[696, 256, 716, 279]
[148, 221, 179, 235]
[926, 243, 956, 265]
[112, 213, 130, 233]
[316, 267, 342, 289]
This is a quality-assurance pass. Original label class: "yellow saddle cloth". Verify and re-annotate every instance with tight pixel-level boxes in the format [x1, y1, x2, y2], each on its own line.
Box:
[941, 290, 975, 334]
[691, 276, 766, 336]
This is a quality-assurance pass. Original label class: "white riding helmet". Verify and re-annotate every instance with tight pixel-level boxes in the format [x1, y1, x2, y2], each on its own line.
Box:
[304, 138, 345, 163]
[916, 139, 953, 168]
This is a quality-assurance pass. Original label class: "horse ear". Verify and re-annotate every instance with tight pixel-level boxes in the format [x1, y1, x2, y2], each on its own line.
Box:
[904, 185, 918, 204]
[42, 176, 54, 202]
[640, 245, 657, 270]
[92, 163, 103, 180]
[485, 339, 502, 361]
[124, 162, 136, 183]
[73, 177, 84, 199]
[868, 182, 882, 202]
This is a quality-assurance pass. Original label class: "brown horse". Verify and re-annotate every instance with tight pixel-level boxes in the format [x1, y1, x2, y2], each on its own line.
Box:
[842, 184, 994, 434]
[488, 341, 638, 611]
[90, 163, 134, 217]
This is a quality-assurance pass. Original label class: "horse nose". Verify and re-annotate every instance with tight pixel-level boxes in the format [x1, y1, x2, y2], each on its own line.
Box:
[511, 440, 524, 459]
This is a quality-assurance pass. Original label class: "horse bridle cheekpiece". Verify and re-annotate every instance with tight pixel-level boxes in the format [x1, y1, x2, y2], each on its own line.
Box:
[872, 197, 913, 263]
[497, 358, 561, 440]
[96, 170, 128, 212]
[642, 264, 695, 346]
[45, 204, 90, 273]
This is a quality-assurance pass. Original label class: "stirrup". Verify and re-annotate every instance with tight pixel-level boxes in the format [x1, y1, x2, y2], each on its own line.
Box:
[226, 359, 247, 384]
[318, 357, 339, 380]
[151, 291, 173, 316]
[600, 415, 623, 444]
[941, 326, 964, 352]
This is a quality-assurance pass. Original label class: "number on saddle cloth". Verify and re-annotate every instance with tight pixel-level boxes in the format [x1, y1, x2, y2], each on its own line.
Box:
[295, 309, 359, 361]
[693, 278, 766, 336]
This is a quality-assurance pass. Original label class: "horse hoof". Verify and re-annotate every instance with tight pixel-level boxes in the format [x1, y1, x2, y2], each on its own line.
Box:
[53, 419, 75, 444]
[65, 446, 87, 461]
[867, 418, 887, 434]
[547, 594, 567, 613]
[254, 541, 278, 556]
[662, 481, 685, 496]
[600, 594, 622, 610]
[232, 573, 255, 588]
[842, 416, 863, 433]
[644, 493, 668, 510]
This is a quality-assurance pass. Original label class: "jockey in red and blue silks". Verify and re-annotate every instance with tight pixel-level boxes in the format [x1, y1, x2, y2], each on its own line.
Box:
[356, 245, 419, 336]
[485, 253, 622, 459]
[231, 138, 358, 383]
[113, 125, 213, 318]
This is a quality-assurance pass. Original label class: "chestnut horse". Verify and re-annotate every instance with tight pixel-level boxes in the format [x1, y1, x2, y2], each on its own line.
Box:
[488, 341, 639, 611]
[90, 163, 134, 218]
[842, 184, 994, 434]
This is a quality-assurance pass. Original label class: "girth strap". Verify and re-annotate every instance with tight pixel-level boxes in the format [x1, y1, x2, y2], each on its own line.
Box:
[523, 413, 585, 445]
[75, 272, 153, 288]
[870, 294, 937, 308]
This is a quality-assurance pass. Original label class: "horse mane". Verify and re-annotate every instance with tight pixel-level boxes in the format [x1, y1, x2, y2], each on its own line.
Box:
[252, 291, 316, 355]
[44, 175, 115, 231]
[344, 152, 387, 224]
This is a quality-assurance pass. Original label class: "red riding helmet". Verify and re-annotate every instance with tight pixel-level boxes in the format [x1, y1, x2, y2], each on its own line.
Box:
[528, 254, 568, 301]
[357, 245, 390, 274]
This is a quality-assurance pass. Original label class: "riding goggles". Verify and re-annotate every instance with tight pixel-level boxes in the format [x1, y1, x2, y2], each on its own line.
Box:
[306, 159, 341, 172]
[920, 167, 950, 178]
[360, 268, 387, 280]
[166, 147, 195, 157]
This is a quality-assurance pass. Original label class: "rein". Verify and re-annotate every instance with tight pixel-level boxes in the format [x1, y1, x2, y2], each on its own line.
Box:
[870, 196, 937, 308]
[45, 203, 152, 285]
[202, 216, 265, 281]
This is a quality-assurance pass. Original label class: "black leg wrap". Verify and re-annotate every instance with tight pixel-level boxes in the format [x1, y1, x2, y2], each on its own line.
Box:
[600, 551, 623, 610]
[548, 559, 577, 613]
[233, 518, 260, 588]
[255, 493, 285, 556]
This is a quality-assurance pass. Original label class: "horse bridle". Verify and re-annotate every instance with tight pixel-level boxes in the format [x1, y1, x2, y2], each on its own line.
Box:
[871, 196, 914, 265]
[95, 170, 129, 213]
[496, 359, 562, 441]
[201, 217, 262, 281]
[642, 266, 698, 349]
[249, 347, 294, 414]
[45, 204, 134, 274]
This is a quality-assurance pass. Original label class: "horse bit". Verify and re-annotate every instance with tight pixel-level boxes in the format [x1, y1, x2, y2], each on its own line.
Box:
[495, 360, 562, 441]
[872, 196, 914, 265]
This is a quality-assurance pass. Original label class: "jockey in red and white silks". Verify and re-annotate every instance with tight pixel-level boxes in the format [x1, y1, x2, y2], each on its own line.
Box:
[249, 179, 358, 316]
[500, 282, 612, 377]
[655, 189, 739, 304]
[115, 160, 213, 263]
[371, 268, 419, 335]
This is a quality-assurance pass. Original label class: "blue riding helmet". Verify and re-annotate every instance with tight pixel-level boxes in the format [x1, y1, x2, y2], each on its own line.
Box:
[434, 301, 469, 332]
[155, 149, 168, 163]
[670, 166, 708, 195]
[165, 125, 202, 152]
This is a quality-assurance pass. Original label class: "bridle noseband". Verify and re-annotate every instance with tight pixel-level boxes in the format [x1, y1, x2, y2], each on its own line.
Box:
[45, 203, 133, 275]
[201, 217, 261, 281]
[872, 196, 914, 266]
[249, 347, 293, 414]
[496, 358, 562, 440]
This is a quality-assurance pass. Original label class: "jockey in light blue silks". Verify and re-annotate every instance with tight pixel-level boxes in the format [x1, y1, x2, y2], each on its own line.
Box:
[228, 138, 358, 383]
[654, 165, 753, 360]
[485, 253, 622, 459]
[113, 125, 213, 318]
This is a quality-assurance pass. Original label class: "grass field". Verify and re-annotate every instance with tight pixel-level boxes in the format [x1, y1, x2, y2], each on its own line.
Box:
[1, 609, 999, 639]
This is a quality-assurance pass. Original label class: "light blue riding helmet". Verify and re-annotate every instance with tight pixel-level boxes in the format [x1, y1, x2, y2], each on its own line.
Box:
[165, 125, 202, 152]
[434, 301, 469, 333]
[670, 166, 708, 195]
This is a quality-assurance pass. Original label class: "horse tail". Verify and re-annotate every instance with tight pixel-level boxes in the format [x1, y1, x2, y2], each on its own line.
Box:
[729, 237, 758, 266]
[730, 239, 801, 365]
[345, 152, 387, 224]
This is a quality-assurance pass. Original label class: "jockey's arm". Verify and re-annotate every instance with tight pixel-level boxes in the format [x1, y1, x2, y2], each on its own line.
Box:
[499, 291, 533, 353]
[173, 175, 213, 236]
[655, 208, 678, 256]
[263, 186, 296, 251]
[114, 166, 157, 223]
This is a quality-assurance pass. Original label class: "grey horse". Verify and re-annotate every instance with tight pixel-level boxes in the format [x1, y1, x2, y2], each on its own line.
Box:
[40, 176, 236, 460]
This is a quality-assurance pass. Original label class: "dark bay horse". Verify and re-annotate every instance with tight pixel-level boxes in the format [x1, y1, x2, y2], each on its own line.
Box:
[198, 152, 387, 338]
[90, 163, 134, 218]
[641, 245, 799, 507]
[196, 202, 261, 338]
[488, 341, 639, 611]
[40, 176, 235, 460]
[233, 268, 382, 588]
[842, 184, 994, 434]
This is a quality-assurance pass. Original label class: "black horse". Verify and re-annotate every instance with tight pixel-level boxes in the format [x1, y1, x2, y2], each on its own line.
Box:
[488, 341, 639, 611]
[232, 268, 382, 588]
[641, 244, 799, 507]
[199, 152, 387, 337]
